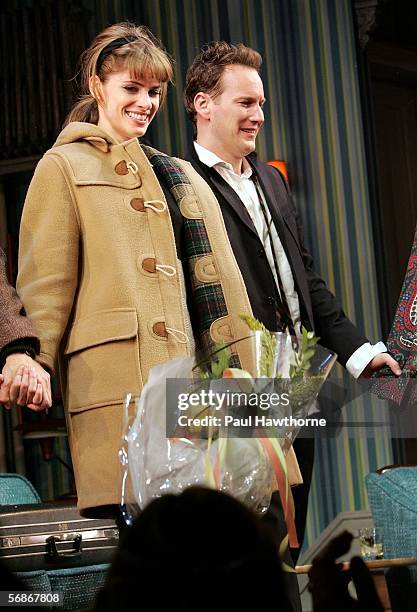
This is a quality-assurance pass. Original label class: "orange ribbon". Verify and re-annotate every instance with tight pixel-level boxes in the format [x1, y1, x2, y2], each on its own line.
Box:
[258, 432, 299, 548]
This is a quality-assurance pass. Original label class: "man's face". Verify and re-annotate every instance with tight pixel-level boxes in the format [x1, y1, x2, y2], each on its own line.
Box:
[202, 65, 265, 167]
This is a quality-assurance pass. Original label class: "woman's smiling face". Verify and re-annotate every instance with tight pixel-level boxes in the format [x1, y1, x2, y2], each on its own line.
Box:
[95, 69, 162, 142]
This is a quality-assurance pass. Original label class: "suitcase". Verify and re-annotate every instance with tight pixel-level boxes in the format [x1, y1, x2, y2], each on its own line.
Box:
[0, 502, 119, 572]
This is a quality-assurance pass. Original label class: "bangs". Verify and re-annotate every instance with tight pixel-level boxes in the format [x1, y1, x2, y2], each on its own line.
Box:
[97, 39, 173, 106]
[126, 49, 172, 84]
[112, 45, 173, 85]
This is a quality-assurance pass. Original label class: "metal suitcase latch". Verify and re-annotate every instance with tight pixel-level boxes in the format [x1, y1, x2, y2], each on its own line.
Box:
[45, 533, 82, 563]
[1, 537, 21, 548]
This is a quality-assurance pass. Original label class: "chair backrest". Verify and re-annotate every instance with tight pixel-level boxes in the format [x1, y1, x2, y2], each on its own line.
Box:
[366, 467, 417, 612]
[14, 565, 110, 611]
[366, 466, 417, 558]
[0, 473, 42, 505]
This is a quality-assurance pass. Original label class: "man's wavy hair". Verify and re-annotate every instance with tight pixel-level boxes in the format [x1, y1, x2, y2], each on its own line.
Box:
[184, 41, 262, 125]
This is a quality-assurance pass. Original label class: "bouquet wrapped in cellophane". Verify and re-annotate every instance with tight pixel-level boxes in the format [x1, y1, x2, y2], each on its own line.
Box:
[120, 317, 336, 540]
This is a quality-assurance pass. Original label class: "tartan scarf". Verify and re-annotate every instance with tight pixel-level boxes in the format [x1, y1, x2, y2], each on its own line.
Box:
[142, 146, 299, 548]
[142, 145, 240, 367]
[372, 226, 417, 405]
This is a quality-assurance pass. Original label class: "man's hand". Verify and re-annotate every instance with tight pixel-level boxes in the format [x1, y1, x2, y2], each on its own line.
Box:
[360, 353, 401, 379]
[0, 353, 52, 411]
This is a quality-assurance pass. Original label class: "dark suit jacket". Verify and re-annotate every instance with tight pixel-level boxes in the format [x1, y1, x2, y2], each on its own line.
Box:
[0, 248, 39, 362]
[186, 146, 368, 367]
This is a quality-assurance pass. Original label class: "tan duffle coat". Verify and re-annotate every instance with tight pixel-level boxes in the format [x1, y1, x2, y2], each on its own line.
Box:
[17, 122, 301, 512]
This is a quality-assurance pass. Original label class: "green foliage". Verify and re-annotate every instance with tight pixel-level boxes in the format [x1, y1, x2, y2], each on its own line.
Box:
[239, 314, 269, 334]
[239, 314, 276, 377]
[239, 317, 321, 379]
[286, 327, 324, 406]
[198, 341, 232, 380]
[289, 326, 319, 378]
[198, 318, 321, 384]
[288, 376, 324, 409]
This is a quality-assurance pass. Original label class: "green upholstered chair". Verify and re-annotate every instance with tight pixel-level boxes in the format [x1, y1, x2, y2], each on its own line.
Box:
[15, 565, 110, 612]
[366, 466, 417, 612]
[0, 473, 42, 505]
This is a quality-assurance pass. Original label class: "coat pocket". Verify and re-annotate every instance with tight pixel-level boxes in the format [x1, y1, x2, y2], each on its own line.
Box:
[64, 308, 142, 413]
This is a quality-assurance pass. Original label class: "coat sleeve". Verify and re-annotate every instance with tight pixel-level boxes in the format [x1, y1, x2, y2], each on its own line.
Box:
[0, 248, 40, 354]
[281, 174, 369, 366]
[17, 153, 80, 373]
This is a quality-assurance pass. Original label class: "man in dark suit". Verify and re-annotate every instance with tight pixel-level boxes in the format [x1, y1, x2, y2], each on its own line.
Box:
[0, 248, 51, 410]
[183, 41, 400, 557]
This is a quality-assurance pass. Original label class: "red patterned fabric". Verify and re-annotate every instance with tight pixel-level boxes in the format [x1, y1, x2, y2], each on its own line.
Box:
[373, 227, 417, 405]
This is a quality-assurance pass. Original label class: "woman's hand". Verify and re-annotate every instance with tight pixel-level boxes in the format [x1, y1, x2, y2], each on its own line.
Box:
[0, 354, 52, 411]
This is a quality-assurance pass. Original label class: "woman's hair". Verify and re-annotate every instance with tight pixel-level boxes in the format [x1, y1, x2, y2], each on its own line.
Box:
[65, 22, 173, 126]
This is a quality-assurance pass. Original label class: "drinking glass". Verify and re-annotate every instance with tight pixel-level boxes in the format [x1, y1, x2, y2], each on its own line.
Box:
[358, 527, 384, 560]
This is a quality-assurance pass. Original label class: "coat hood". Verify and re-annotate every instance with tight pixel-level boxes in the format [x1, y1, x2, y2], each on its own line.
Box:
[53, 122, 117, 153]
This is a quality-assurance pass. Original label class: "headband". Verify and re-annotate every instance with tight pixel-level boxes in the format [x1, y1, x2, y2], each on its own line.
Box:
[96, 35, 138, 71]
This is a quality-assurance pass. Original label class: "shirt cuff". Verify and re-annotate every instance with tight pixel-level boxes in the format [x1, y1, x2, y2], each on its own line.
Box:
[346, 341, 388, 379]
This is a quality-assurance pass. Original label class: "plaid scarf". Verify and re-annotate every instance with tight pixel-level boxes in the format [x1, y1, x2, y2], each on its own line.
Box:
[143, 146, 240, 367]
[142, 146, 300, 547]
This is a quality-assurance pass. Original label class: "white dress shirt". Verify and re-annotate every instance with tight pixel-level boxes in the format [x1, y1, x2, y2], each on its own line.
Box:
[194, 142, 387, 378]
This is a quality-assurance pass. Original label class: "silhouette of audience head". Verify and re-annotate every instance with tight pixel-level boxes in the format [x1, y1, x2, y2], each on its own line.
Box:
[94, 486, 291, 610]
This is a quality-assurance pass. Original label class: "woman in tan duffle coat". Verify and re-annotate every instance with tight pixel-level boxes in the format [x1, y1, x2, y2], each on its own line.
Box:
[18, 22, 295, 518]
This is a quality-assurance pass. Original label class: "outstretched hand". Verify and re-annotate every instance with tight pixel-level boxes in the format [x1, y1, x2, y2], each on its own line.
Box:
[308, 531, 383, 612]
[0, 354, 51, 411]
[360, 353, 401, 379]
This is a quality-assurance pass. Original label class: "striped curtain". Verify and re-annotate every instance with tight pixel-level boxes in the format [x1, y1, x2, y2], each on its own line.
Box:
[108, 0, 391, 549]
[153, 0, 391, 549]
[4, 0, 392, 541]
